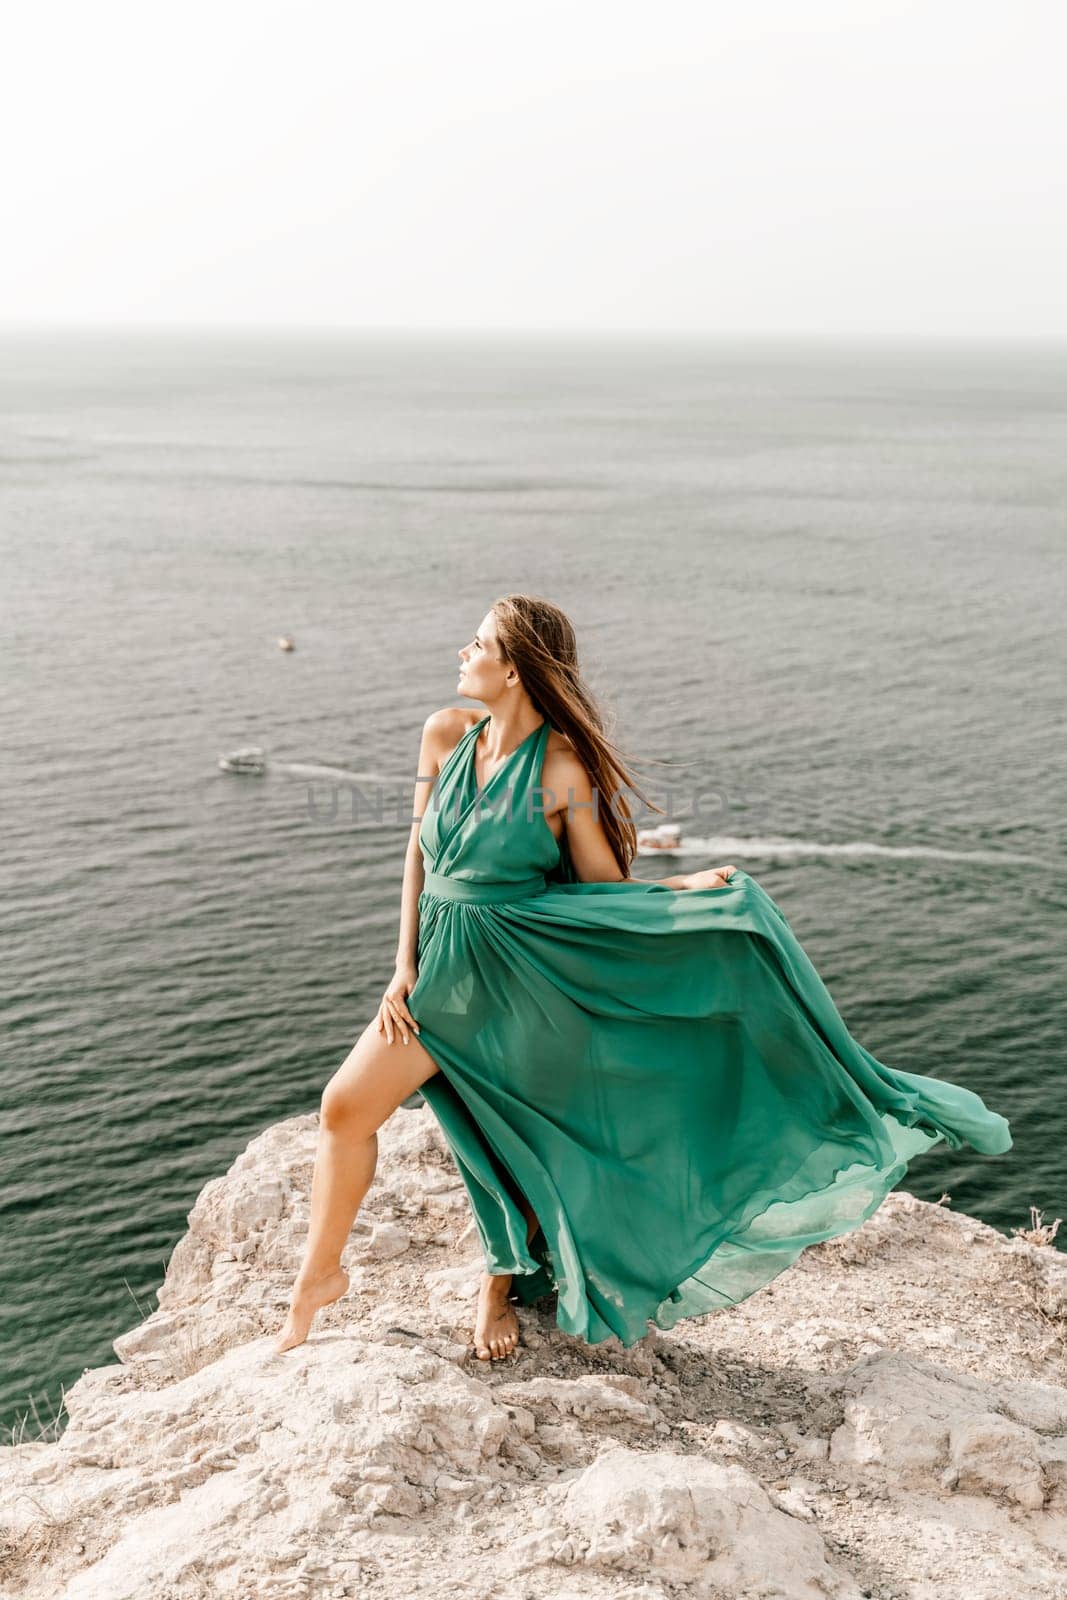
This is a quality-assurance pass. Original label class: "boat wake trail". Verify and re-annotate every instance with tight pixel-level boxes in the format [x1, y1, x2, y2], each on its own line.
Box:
[274, 761, 393, 785]
[651, 834, 1056, 869]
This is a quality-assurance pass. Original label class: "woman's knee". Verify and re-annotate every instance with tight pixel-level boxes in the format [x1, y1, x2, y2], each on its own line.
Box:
[319, 1022, 441, 1137]
[319, 1077, 374, 1138]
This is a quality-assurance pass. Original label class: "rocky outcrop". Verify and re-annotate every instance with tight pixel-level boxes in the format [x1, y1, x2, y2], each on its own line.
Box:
[1, 1108, 1064, 1600]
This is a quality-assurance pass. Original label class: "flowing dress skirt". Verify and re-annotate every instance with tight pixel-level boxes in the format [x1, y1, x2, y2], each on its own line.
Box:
[408, 715, 1013, 1348]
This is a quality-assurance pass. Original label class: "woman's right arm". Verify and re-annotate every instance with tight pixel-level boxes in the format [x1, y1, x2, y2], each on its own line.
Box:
[377, 710, 452, 1045]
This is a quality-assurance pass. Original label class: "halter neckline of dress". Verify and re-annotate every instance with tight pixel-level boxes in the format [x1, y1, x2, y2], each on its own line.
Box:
[468, 713, 547, 775]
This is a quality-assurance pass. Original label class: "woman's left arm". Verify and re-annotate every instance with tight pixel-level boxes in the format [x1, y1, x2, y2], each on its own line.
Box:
[547, 749, 734, 889]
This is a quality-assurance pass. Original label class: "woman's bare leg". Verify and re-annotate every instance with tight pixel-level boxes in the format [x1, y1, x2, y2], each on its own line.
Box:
[274, 1014, 443, 1352]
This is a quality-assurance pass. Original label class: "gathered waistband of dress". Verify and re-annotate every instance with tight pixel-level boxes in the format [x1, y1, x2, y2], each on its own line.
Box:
[421, 870, 547, 905]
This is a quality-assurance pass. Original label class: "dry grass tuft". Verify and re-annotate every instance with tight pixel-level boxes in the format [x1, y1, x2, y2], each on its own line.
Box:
[1011, 1205, 1062, 1248]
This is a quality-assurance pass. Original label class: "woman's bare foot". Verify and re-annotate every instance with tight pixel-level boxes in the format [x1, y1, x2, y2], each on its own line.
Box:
[474, 1271, 519, 1361]
[274, 1266, 350, 1353]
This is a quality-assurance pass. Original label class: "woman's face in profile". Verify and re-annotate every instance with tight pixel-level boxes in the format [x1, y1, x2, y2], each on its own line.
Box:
[457, 611, 504, 694]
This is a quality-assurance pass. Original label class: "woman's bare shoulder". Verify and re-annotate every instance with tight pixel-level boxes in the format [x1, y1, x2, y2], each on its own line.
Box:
[423, 705, 483, 739]
[542, 725, 591, 791]
[419, 706, 482, 768]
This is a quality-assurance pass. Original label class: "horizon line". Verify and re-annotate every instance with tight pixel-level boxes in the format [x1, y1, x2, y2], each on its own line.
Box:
[0, 322, 1065, 348]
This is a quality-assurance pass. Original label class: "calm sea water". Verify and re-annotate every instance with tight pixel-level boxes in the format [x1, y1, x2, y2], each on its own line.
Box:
[1, 331, 1064, 1432]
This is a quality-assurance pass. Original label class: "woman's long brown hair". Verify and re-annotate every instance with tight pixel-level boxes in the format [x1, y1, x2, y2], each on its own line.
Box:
[490, 593, 666, 877]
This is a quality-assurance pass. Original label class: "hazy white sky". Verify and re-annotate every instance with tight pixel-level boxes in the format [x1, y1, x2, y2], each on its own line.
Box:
[2, 1, 1064, 337]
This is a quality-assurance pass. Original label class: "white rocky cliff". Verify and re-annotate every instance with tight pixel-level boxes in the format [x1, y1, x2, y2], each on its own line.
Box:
[1, 1108, 1065, 1600]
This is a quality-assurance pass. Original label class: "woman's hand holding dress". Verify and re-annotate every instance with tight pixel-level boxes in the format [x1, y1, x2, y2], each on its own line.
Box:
[685, 864, 739, 890]
[377, 963, 422, 1046]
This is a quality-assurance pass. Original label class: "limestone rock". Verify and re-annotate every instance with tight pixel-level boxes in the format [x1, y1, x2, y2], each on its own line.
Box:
[829, 1347, 1067, 1509]
[3, 1105, 1066, 1600]
[513, 1445, 864, 1598]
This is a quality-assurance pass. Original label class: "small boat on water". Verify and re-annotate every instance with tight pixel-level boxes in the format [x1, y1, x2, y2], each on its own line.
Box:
[636, 822, 683, 854]
[218, 746, 267, 775]
[278, 636, 296, 652]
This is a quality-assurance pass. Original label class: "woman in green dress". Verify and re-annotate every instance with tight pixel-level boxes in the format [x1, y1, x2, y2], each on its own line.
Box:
[275, 594, 1012, 1362]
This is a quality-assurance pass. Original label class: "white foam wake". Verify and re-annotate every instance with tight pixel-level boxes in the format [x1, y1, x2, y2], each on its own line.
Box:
[273, 762, 394, 784]
[640, 834, 1054, 868]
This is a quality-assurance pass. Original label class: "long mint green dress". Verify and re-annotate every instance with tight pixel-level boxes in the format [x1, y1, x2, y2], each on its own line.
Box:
[410, 714, 1013, 1348]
